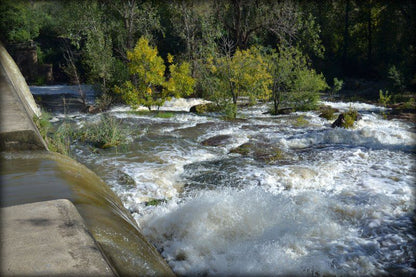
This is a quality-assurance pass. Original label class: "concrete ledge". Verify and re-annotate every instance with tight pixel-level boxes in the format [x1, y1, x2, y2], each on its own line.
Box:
[0, 41, 41, 118]
[0, 43, 47, 151]
[0, 199, 116, 276]
[0, 130, 47, 151]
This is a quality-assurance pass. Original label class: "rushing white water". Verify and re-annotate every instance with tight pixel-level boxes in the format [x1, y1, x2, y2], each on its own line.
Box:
[49, 99, 415, 276]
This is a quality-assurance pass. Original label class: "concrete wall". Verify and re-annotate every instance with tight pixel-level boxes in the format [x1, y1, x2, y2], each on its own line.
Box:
[0, 41, 47, 151]
[0, 42, 41, 118]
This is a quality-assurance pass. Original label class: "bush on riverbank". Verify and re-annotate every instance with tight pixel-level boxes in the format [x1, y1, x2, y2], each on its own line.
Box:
[77, 115, 129, 149]
[34, 111, 73, 155]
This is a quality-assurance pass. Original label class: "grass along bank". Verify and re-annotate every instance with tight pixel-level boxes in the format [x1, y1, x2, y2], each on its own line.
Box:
[34, 112, 130, 155]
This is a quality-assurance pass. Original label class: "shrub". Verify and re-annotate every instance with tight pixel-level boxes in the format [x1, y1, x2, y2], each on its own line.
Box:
[33, 111, 52, 140]
[379, 89, 391, 107]
[328, 77, 343, 99]
[222, 102, 238, 120]
[388, 65, 405, 92]
[342, 108, 359, 129]
[78, 115, 128, 148]
[48, 122, 74, 155]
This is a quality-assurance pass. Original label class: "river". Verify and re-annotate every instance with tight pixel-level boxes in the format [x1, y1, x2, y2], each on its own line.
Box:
[36, 86, 416, 276]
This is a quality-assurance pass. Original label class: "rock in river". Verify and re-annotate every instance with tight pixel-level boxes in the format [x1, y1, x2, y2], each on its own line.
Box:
[201, 135, 232, 146]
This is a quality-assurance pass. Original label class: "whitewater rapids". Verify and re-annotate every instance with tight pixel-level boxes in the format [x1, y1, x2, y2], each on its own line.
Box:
[49, 97, 415, 276]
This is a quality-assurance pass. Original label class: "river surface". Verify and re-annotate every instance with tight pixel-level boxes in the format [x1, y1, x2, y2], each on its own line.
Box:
[38, 86, 416, 276]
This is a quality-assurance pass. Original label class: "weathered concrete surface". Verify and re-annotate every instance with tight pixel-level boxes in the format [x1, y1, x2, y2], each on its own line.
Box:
[0, 42, 41, 118]
[0, 42, 47, 151]
[1, 151, 176, 277]
[0, 199, 116, 276]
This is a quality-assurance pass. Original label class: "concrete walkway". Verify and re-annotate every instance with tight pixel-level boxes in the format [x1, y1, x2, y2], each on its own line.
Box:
[1, 199, 116, 276]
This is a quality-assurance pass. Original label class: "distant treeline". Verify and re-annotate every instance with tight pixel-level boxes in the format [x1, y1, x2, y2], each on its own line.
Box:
[1, 0, 415, 100]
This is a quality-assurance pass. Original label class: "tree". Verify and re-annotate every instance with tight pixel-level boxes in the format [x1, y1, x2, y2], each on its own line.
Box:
[83, 30, 114, 92]
[265, 46, 327, 114]
[215, 0, 299, 50]
[164, 54, 196, 99]
[56, 1, 116, 98]
[0, 0, 47, 43]
[104, 0, 162, 62]
[290, 67, 328, 111]
[167, 1, 222, 78]
[115, 37, 195, 110]
[206, 46, 272, 118]
[115, 37, 165, 109]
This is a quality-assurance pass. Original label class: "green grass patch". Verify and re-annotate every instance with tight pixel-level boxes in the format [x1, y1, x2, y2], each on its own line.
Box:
[267, 148, 285, 163]
[33, 110, 52, 139]
[127, 110, 151, 116]
[48, 122, 74, 155]
[77, 115, 129, 149]
[155, 112, 175, 118]
[34, 111, 74, 155]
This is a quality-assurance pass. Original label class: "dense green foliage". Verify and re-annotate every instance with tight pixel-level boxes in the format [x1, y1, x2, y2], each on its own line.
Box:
[1, 0, 415, 115]
[204, 46, 272, 118]
[265, 46, 328, 114]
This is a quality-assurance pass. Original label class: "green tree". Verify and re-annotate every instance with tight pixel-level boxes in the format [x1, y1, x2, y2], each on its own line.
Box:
[265, 46, 327, 114]
[167, 1, 222, 76]
[206, 46, 272, 118]
[104, 0, 162, 61]
[291, 68, 328, 111]
[0, 0, 47, 43]
[83, 30, 114, 91]
[216, 0, 299, 50]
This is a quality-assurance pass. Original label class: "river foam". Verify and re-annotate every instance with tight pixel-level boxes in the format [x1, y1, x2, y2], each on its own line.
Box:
[55, 99, 415, 276]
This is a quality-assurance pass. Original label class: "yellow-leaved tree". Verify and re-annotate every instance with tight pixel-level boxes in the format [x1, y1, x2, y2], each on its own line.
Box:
[163, 53, 195, 99]
[115, 37, 195, 110]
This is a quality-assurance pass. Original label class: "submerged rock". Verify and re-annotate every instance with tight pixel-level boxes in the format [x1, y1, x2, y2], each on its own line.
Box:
[201, 135, 232, 146]
[82, 105, 102, 114]
[229, 142, 252, 155]
[319, 106, 339, 120]
[277, 108, 294, 115]
[230, 142, 288, 163]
